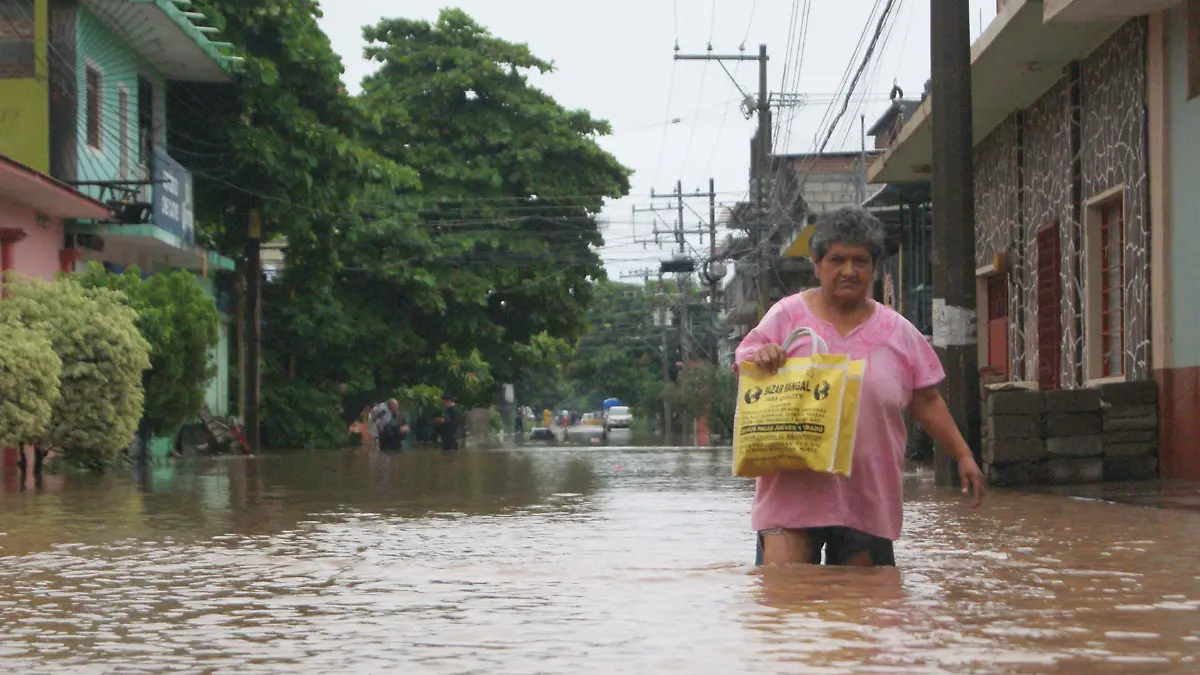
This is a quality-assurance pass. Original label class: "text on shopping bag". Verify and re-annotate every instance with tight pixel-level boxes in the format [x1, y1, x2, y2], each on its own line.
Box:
[734, 354, 851, 477]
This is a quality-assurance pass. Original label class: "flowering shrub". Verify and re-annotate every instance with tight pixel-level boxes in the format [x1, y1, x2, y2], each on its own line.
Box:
[0, 315, 62, 448]
[0, 274, 151, 464]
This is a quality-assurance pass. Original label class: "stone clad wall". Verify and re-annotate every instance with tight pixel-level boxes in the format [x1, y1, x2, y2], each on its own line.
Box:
[971, 19, 1149, 389]
[983, 382, 1159, 486]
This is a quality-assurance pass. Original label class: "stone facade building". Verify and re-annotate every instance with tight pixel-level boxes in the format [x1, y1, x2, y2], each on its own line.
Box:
[870, 0, 1200, 482]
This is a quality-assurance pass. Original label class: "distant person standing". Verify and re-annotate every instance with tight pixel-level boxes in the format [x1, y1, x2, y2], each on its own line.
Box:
[543, 408, 552, 428]
[435, 393, 460, 451]
[369, 399, 408, 452]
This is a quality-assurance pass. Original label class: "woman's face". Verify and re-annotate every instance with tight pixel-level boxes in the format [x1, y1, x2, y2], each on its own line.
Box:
[813, 242, 875, 305]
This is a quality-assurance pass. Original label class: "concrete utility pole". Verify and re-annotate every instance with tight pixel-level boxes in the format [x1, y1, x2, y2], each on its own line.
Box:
[930, 0, 981, 485]
[676, 45, 770, 320]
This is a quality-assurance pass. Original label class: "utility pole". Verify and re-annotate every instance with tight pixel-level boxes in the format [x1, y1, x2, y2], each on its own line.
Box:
[243, 209, 262, 453]
[755, 44, 771, 320]
[676, 45, 771, 320]
[637, 182, 720, 365]
[675, 179, 689, 368]
[708, 177, 720, 366]
[658, 271, 673, 446]
[858, 114, 868, 205]
[930, 0, 980, 485]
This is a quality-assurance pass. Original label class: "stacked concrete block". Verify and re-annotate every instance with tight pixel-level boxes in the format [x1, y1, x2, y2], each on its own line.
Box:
[1099, 381, 1159, 481]
[1042, 389, 1104, 484]
[983, 390, 1047, 487]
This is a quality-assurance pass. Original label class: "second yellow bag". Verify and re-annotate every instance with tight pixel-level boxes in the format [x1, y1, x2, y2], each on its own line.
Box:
[831, 359, 866, 477]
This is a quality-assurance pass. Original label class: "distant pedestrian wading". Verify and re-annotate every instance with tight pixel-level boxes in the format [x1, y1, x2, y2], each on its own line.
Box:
[736, 207, 985, 567]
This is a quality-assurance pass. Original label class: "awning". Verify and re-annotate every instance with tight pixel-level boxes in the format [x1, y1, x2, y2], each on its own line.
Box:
[868, 0, 1123, 184]
[0, 154, 112, 220]
[782, 226, 814, 259]
[82, 0, 233, 83]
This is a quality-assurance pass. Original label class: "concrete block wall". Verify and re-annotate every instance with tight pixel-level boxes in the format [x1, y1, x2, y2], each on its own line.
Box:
[982, 382, 1159, 487]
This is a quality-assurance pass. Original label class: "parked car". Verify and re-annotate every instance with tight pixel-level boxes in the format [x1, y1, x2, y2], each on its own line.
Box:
[604, 406, 633, 431]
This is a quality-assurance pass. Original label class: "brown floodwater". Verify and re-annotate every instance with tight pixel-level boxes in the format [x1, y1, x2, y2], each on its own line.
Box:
[0, 446, 1198, 674]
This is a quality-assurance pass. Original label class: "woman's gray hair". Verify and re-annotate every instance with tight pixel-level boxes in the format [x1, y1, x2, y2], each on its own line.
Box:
[809, 206, 886, 265]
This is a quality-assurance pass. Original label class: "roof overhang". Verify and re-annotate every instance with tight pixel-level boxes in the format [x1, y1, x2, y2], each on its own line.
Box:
[1044, 0, 1184, 23]
[68, 222, 234, 272]
[869, 0, 1123, 184]
[0, 154, 112, 219]
[83, 0, 232, 83]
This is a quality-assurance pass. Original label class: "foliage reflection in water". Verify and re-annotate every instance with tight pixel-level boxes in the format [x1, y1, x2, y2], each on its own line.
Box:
[0, 447, 1198, 673]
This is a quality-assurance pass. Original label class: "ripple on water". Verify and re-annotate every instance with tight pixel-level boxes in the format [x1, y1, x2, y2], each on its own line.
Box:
[0, 449, 1196, 673]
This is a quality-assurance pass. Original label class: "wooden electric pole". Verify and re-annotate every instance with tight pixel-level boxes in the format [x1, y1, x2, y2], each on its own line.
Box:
[243, 209, 262, 453]
[930, 0, 981, 485]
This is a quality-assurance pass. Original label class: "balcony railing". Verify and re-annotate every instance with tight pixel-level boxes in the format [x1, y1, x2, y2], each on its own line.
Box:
[75, 147, 194, 245]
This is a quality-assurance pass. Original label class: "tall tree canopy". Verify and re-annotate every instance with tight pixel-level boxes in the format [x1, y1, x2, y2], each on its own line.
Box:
[347, 8, 631, 386]
[172, 5, 630, 448]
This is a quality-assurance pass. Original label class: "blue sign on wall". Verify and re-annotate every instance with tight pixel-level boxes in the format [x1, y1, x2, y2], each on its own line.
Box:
[152, 148, 195, 245]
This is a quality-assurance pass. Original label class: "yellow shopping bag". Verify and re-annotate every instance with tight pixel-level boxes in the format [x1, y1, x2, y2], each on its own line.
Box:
[733, 328, 866, 478]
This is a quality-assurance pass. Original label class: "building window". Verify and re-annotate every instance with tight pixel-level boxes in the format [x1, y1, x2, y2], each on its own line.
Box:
[138, 75, 155, 166]
[1036, 222, 1062, 390]
[1085, 191, 1125, 380]
[118, 86, 129, 178]
[85, 66, 102, 149]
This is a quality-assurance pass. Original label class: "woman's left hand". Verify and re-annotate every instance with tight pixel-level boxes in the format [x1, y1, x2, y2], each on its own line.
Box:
[958, 455, 986, 509]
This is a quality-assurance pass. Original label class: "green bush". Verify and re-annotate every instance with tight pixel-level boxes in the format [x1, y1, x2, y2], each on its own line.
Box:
[76, 263, 219, 435]
[262, 381, 347, 450]
[0, 274, 151, 465]
[0, 314, 62, 447]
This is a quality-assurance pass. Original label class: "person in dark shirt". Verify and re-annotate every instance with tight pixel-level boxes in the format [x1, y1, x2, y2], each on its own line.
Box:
[435, 393, 460, 451]
[377, 399, 409, 452]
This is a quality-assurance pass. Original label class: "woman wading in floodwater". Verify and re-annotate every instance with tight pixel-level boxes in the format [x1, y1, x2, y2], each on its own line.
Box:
[736, 206, 985, 567]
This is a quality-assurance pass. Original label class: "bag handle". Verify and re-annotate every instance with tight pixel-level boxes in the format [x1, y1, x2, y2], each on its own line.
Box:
[782, 327, 829, 356]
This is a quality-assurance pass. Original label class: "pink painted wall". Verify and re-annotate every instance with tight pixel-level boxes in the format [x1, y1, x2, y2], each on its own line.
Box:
[0, 195, 63, 281]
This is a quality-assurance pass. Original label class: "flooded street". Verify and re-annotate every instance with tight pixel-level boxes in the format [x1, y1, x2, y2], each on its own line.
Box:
[1, 447, 1198, 674]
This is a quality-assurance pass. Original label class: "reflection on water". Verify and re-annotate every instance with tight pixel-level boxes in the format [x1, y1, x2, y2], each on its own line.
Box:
[0, 447, 1198, 673]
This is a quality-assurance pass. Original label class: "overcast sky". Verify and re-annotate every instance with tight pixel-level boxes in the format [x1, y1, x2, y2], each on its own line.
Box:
[317, 1, 997, 279]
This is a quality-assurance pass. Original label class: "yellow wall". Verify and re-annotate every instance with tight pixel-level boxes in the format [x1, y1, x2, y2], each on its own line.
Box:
[0, 0, 49, 172]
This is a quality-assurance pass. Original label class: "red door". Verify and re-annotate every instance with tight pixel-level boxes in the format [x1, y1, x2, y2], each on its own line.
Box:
[1037, 223, 1062, 390]
[987, 275, 1009, 378]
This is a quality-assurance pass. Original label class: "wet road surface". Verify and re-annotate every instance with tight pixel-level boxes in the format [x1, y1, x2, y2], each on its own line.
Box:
[1, 446, 1198, 673]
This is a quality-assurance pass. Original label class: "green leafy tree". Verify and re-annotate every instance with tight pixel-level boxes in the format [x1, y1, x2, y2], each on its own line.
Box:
[167, 0, 416, 449]
[0, 275, 151, 466]
[75, 264, 220, 435]
[513, 333, 575, 411]
[664, 362, 737, 438]
[168, 0, 415, 255]
[254, 8, 630, 446]
[563, 282, 666, 413]
[345, 8, 631, 393]
[0, 313, 62, 448]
